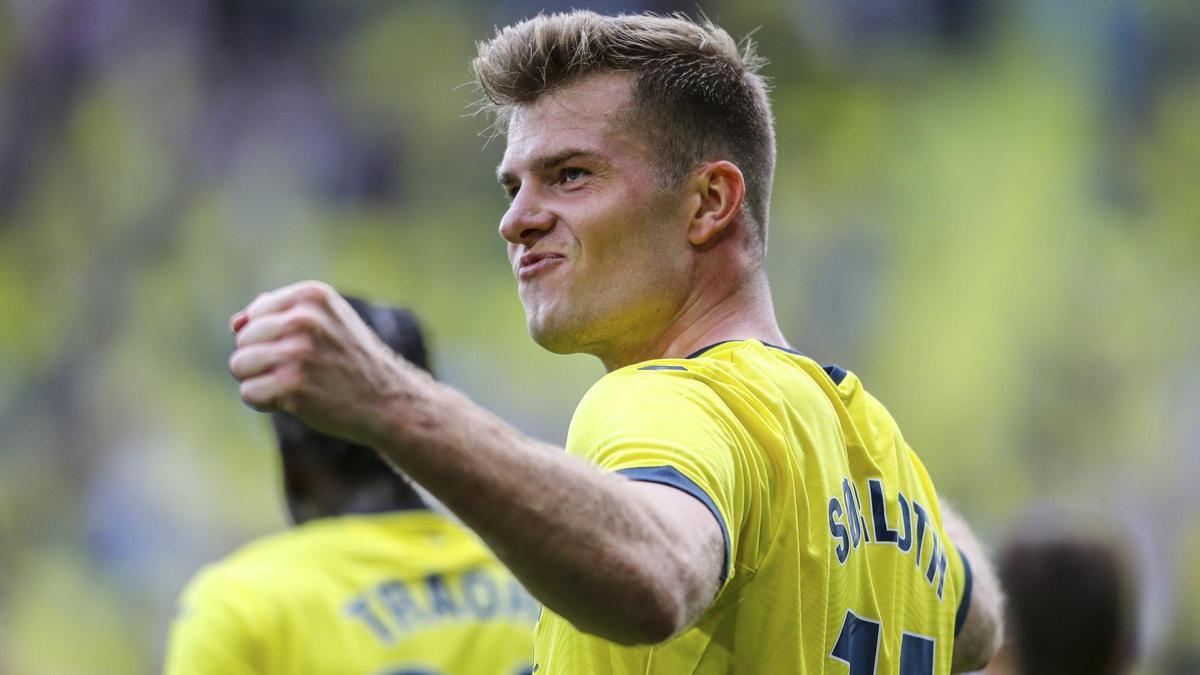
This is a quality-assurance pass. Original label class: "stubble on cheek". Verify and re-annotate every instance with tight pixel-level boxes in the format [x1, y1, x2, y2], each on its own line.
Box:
[525, 266, 618, 354]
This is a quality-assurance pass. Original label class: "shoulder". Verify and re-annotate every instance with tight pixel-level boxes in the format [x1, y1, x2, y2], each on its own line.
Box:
[571, 357, 735, 432]
[166, 537, 290, 675]
[577, 341, 782, 412]
[212, 525, 316, 577]
[566, 345, 776, 470]
[168, 543, 278, 667]
[176, 528, 300, 611]
[177, 519, 353, 607]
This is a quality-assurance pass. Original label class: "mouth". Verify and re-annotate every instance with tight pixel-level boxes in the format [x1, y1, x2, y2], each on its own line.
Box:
[517, 251, 566, 280]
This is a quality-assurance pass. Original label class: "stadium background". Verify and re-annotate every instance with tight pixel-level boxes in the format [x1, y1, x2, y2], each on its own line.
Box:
[0, 0, 1196, 672]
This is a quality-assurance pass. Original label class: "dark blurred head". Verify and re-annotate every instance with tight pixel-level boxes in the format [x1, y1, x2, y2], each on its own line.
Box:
[997, 532, 1139, 675]
[270, 296, 430, 524]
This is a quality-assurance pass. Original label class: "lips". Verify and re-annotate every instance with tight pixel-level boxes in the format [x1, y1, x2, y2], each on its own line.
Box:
[517, 251, 566, 279]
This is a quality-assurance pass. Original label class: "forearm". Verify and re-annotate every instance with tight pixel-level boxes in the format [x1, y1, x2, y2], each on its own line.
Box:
[225, 283, 716, 641]
[368, 368, 710, 644]
[941, 502, 1004, 673]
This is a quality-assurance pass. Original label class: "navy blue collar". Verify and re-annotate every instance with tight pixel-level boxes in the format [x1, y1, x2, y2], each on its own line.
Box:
[684, 339, 848, 384]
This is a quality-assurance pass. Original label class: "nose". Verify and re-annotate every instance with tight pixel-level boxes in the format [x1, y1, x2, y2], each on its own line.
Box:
[499, 187, 555, 246]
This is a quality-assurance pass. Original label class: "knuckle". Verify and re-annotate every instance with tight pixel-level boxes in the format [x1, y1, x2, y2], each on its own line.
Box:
[284, 336, 312, 363]
[298, 281, 330, 303]
[276, 363, 303, 391]
[239, 382, 264, 408]
[286, 308, 318, 333]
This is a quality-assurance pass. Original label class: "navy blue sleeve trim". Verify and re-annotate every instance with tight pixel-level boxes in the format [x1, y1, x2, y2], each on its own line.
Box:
[954, 552, 974, 637]
[638, 365, 689, 371]
[616, 466, 732, 585]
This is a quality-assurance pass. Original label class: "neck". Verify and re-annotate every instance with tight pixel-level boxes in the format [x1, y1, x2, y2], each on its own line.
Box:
[289, 479, 427, 524]
[598, 271, 786, 371]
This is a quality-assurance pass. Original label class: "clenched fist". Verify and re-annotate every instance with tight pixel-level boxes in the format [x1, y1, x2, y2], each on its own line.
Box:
[229, 280, 419, 447]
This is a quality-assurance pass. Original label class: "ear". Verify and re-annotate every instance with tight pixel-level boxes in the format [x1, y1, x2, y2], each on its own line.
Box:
[688, 160, 746, 247]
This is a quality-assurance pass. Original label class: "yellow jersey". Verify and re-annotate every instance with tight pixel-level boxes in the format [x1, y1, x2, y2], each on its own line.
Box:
[535, 340, 972, 674]
[166, 511, 538, 675]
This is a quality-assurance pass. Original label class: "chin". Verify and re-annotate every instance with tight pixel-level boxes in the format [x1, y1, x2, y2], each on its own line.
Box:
[527, 319, 579, 355]
[525, 305, 592, 355]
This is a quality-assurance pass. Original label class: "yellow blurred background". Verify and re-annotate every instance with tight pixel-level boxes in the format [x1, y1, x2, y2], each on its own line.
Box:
[0, 0, 1197, 672]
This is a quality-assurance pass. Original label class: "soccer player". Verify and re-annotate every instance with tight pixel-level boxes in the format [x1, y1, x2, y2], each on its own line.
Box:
[226, 11, 1003, 673]
[167, 298, 538, 675]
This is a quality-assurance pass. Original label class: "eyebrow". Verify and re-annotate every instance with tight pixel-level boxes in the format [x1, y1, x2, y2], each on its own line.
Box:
[496, 148, 598, 186]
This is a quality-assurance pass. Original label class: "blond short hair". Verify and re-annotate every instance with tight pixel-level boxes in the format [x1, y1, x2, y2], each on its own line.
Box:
[473, 11, 776, 254]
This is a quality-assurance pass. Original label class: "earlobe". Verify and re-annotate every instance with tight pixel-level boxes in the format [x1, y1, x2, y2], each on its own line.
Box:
[687, 161, 745, 247]
[687, 214, 723, 247]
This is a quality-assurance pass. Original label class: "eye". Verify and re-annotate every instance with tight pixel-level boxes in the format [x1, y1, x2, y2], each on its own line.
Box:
[561, 167, 589, 184]
[504, 183, 520, 200]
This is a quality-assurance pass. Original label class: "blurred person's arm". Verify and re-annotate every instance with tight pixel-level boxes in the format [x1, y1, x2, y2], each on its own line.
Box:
[164, 570, 265, 675]
[942, 502, 1004, 673]
[227, 282, 726, 646]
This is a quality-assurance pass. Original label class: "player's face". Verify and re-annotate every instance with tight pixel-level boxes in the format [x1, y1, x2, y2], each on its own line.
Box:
[496, 74, 695, 360]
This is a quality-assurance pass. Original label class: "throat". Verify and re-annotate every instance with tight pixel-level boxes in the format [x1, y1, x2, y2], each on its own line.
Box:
[600, 287, 785, 370]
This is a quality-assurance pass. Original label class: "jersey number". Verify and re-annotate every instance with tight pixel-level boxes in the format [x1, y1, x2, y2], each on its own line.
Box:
[830, 610, 935, 675]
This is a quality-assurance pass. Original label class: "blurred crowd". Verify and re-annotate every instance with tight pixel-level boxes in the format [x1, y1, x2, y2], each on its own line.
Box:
[0, 0, 1197, 672]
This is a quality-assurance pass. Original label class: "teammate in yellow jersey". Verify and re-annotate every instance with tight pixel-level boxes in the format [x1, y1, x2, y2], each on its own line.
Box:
[225, 11, 1003, 674]
[167, 298, 537, 675]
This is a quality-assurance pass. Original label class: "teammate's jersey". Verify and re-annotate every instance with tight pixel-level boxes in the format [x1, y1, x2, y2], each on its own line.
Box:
[534, 339, 972, 674]
[166, 511, 538, 675]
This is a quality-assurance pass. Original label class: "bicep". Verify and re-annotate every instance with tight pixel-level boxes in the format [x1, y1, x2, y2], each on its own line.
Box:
[625, 480, 727, 621]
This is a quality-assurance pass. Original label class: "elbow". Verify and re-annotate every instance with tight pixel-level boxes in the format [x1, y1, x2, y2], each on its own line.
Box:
[545, 548, 699, 646]
[582, 559, 697, 646]
[558, 572, 692, 646]
[619, 551, 715, 645]
[638, 587, 693, 645]
[609, 587, 690, 646]
[977, 609, 1005, 669]
[954, 626, 1003, 673]
[952, 595, 1005, 672]
[953, 636, 1000, 673]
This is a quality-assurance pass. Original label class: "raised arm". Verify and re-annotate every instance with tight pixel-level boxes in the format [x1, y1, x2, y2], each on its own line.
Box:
[941, 502, 1004, 672]
[367, 378, 725, 644]
[227, 281, 725, 644]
